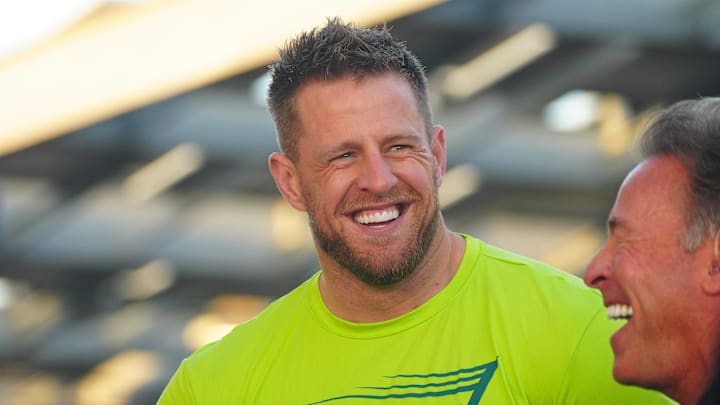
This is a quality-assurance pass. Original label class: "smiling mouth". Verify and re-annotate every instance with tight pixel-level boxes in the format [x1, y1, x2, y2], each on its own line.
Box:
[353, 205, 401, 225]
[607, 304, 633, 320]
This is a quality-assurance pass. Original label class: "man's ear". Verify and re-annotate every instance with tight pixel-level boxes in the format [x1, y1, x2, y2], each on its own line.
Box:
[268, 152, 307, 212]
[701, 232, 720, 295]
[702, 259, 720, 295]
[430, 125, 447, 187]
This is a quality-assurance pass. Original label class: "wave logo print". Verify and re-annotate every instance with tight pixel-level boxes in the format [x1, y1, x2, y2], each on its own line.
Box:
[308, 358, 498, 405]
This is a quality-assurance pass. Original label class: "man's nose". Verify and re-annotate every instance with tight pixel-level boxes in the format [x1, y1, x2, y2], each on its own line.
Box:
[583, 246, 610, 289]
[357, 153, 398, 194]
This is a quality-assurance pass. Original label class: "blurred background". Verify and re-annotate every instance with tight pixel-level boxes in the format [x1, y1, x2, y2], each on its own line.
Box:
[2, 0, 720, 404]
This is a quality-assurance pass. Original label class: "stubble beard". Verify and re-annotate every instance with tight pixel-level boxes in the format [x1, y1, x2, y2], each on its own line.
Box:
[306, 188, 440, 287]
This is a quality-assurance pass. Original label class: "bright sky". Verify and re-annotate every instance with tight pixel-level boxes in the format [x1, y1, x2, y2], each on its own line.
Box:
[0, 0, 102, 59]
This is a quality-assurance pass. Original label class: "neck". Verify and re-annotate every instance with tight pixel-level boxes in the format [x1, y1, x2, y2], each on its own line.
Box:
[664, 338, 719, 404]
[667, 378, 708, 405]
[317, 226, 465, 323]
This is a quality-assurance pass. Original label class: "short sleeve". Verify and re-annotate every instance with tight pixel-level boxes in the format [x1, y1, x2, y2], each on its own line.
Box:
[157, 360, 196, 405]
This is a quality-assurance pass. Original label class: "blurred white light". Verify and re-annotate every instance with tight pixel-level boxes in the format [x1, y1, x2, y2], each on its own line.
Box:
[250, 72, 272, 107]
[543, 90, 600, 132]
[439, 164, 482, 208]
[0, 0, 447, 157]
[183, 313, 237, 351]
[112, 259, 176, 301]
[102, 303, 155, 346]
[0, 278, 13, 310]
[271, 198, 313, 252]
[183, 294, 269, 350]
[541, 224, 604, 275]
[7, 290, 63, 332]
[122, 142, 205, 203]
[5, 373, 62, 405]
[0, 0, 101, 60]
[443, 23, 556, 100]
[75, 350, 161, 405]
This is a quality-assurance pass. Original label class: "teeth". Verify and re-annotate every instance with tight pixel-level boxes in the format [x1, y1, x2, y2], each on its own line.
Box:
[607, 304, 633, 320]
[354, 207, 400, 224]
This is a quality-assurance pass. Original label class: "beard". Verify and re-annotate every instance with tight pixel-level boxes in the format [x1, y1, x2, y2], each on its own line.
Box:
[305, 186, 440, 286]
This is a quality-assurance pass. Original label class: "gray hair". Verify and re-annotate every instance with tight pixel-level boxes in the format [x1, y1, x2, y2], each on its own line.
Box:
[640, 97, 720, 251]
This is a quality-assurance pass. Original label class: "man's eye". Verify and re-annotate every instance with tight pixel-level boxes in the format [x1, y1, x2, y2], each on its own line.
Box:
[390, 145, 409, 151]
[333, 152, 353, 160]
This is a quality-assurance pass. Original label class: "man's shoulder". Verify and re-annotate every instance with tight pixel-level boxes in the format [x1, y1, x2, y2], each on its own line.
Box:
[472, 237, 595, 295]
[183, 274, 316, 371]
[462, 236, 604, 325]
[158, 275, 321, 402]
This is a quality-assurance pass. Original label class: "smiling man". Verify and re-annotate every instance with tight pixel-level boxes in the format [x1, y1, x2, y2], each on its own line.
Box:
[584, 97, 720, 405]
[158, 18, 674, 404]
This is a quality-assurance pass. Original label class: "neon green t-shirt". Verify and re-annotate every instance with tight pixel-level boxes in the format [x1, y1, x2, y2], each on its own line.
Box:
[158, 235, 674, 404]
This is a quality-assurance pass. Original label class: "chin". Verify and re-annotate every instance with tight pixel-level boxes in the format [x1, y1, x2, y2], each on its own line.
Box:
[613, 361, 639, 386]
[613, 364, 661, 392]
[612, 370, 634, 386]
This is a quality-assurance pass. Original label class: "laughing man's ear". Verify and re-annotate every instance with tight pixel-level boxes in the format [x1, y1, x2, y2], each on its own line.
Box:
[268, 152, 307, 212]
[702, 259, 720, 295]
[430, 125, 447, 187]
[701, 232, 720, 295]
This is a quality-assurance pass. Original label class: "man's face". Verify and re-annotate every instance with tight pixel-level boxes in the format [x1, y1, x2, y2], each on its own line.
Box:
[583, 155, 709, 396]
[289, 72, 444, 285]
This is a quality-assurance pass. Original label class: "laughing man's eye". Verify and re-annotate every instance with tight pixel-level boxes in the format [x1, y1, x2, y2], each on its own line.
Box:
[333, 152, 353, 160]
[390, 145, 409, 151]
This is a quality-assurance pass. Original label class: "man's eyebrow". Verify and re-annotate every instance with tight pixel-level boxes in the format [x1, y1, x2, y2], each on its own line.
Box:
[317, 141, 359, 157]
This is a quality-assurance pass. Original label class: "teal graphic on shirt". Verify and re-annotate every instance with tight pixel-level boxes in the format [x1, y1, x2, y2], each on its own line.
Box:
[308, 359, 498, 404]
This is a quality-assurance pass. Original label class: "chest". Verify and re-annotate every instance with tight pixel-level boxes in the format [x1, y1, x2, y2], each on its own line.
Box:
[237, 318, 522, 404]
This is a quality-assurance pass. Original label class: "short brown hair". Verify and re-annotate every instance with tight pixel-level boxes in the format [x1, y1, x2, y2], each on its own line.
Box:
[267, 17, 431, 162]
